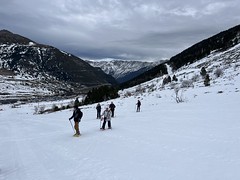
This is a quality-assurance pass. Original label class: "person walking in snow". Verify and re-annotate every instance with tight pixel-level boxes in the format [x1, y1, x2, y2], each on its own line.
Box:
[100, 107, 112, 130]
[69, 105, 83, 137]
[96, 103, 101, 119]
[136, 100, 141, 112]
[109, 102, 116, 117]
[74, 97, 80, 107]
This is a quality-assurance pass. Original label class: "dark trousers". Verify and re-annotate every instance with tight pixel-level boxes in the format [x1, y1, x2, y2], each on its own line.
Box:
[97, 110, 101, 119]
[137, 106, 140, 112]
[110, 109, 115, 117]
[102, 120, 111, 129]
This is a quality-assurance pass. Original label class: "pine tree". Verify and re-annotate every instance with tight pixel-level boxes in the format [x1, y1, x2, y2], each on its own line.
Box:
[200, 67, 207, 77]
[204, 74, 210, 86]
[172, 75, 178, 81]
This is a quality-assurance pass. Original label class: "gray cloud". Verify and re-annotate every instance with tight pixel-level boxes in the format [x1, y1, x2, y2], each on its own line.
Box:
[0, 0, 239, 61]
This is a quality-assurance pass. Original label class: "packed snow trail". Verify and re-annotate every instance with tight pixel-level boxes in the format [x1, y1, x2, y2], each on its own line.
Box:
[0, 88, 240, 180]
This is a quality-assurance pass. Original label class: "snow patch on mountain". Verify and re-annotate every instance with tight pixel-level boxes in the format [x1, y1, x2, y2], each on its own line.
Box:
[87, 59, 164, 83]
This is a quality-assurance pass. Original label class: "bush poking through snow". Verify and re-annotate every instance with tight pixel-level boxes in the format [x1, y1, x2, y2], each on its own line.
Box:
[181, 80, 193, 88]
[191, 74, 200, 82]
[124, 91, 132, 97]
[214, 68, 223, 78]
[34, 105, 46, 114]
[174, 86, 184, 103]
[52, 104, 59, 112]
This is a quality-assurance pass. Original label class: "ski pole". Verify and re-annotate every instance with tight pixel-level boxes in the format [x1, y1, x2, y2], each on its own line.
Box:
[100, 117, 103, 129]
[69, 119, 75, 133]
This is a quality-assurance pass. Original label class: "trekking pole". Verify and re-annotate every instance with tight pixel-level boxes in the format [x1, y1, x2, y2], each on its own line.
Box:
[100, 117, 103, 129]
[69, 119, 75, 133]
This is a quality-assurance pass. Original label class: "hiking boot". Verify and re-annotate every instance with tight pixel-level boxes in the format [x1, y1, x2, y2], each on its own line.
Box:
[73, 134, 80, 137]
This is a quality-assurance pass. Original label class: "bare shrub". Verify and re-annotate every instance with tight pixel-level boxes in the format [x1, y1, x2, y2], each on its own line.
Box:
[135, 85, 145, 94]
[39, 105, 46, 114]
[191, 74, 199, 82]
[34, 106, 38, 114]
[11, 104, 20, 108]
[124, 91, 132, 97]
[34, 105, 46, 114]
[181, 80, 193, 88]
[174, 86, 184, 103]
[147, 84, 156, 92]
[214, 68, 223, 78]
[170, 82, 178, 89]
[52, 104, 59, 112]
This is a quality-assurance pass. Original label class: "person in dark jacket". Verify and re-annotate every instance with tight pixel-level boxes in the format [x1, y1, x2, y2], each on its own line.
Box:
[109, 102, 116, 117]
[96, 103, 101, 119]
[136, 100, 141, 112]
[69, 105, 83, 137]
[74, 97, 80, 107]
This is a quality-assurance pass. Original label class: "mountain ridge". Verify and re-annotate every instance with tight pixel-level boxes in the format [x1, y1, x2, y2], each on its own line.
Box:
[86, 60, 163, 83]
[0, 30, 117, 104]
[120, 24, 240, 89]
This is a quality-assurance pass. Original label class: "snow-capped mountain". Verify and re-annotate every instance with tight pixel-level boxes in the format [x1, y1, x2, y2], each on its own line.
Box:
[0, 30, 117, 104]
[86, 59, 163, 83]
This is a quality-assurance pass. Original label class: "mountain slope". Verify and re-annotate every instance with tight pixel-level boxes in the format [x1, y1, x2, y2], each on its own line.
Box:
[120, 24, 240, 89]
[87, 60, 162, 83]
[169, 24, 240, 70]
[0, 30, 117, 103]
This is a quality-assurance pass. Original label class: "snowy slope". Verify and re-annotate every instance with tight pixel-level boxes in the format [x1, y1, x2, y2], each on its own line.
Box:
[0, 43, 240, 180]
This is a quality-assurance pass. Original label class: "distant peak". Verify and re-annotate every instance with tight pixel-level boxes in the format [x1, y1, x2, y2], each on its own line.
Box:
[0, 29, 13, 34]
[0, 29, 34, 45]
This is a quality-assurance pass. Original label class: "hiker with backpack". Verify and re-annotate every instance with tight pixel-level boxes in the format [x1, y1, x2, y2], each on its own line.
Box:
[69, 105, 83, 137]
[100, 107, 112, 130]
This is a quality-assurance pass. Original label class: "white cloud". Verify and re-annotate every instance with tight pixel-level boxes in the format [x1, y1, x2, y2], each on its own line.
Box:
[170, 6, 198, 17]
[203, 2, 227, 15]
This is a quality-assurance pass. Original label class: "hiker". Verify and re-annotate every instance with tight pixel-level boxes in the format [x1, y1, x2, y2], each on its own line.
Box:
[136, 100, 141, 112]
[74, 97, 80, 107]
[96, 103, 101, 119]
[100, 107, 112, 130]
[109, 102, 116, 117]
[69, 105, 83, 137]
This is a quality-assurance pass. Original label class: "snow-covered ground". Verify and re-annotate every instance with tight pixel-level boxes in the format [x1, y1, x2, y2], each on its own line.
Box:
[0, 70, 240, 180]
[1, 43, 240, 180]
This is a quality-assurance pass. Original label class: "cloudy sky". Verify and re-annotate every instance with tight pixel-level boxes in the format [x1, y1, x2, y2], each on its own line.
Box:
[0, 0, 239, 61]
